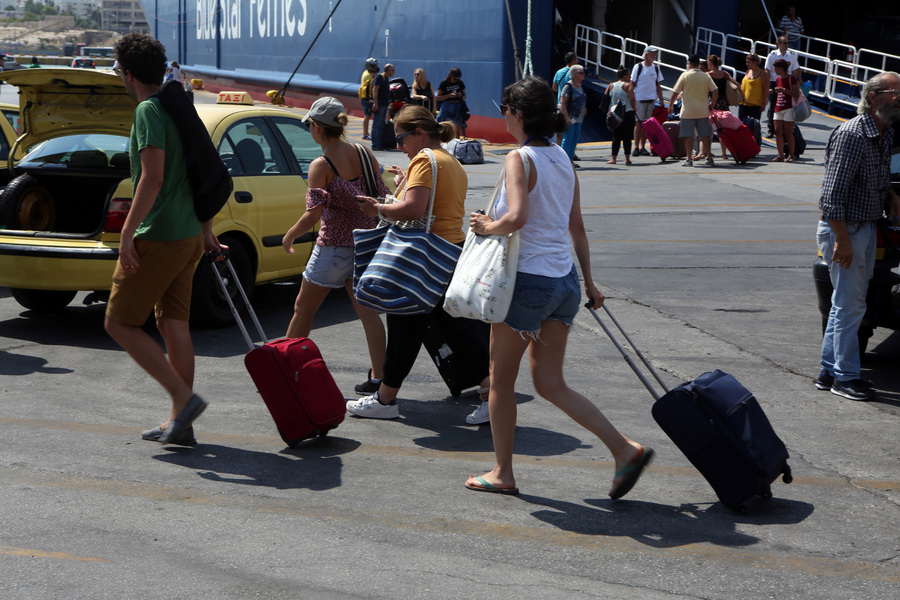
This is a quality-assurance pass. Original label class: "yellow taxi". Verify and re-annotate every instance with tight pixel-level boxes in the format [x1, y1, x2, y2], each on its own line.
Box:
[0, 68, 357, 327]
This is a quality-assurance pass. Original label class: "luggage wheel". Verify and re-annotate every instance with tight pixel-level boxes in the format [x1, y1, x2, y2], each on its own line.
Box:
[758, 484, 773, 500]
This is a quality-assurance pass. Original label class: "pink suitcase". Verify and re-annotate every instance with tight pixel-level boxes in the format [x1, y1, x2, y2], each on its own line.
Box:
[642, 117, 674, 161]
[210, 253, 345, 446]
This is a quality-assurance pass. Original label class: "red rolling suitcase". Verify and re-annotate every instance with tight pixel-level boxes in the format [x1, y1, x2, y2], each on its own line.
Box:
[586, 302, 792, 512]
[713, 115, 760, 164]
[641, 117, 673, 161]
[209, 253, 345, 446]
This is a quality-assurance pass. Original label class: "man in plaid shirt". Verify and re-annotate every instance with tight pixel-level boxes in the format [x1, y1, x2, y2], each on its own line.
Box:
[816, 72, 900, 401]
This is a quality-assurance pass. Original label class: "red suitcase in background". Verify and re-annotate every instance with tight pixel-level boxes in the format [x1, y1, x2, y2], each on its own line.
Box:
[712, 113, 760, 164]
[642, 117, 674, 162]
[209, 252, 345, 447]
[652, 104, 669, 125]
[717, 125, 760, 164]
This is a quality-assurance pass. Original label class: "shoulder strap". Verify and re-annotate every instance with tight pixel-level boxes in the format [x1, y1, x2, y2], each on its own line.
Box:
[635, 63, 643, 85]
[655, 64, 661, 79]
[355, 143, 378, 196]
[486, 149, 530, 218]
[320, 154, 339, 178]
[422, 148, 439, 234]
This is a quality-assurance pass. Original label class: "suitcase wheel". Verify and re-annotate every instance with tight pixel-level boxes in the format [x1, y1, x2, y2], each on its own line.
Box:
[450, 388, 462, 398]
[758, 484, 773, 500]
[782, 464, 793, 484]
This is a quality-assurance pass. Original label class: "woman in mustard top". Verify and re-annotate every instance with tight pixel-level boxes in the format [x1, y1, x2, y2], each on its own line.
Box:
[739, 53, 769, 121]
[349, 105, 491, 421]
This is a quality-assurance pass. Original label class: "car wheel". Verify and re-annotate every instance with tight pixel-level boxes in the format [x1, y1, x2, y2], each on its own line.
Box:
[10, 288, 77, 312]
[190, 238, 254, 328]
[0, 174, 56, 230]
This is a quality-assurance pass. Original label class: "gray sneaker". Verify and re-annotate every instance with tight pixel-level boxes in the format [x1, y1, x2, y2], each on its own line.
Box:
[682, 159, 693, 167]
[465, 401, 490, 425]
[346, 392, 399, 419]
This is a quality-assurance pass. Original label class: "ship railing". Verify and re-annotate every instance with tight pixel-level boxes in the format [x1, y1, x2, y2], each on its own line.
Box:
[575, 24, 896, 116]
[856, 48, 900, 74]
[574, 24, 603, 73]
[695, 27, 726, 60]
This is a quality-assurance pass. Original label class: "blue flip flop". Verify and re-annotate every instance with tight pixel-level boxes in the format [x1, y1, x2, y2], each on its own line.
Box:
[465, 476, 519, 495]
[609, 447, 655, 500]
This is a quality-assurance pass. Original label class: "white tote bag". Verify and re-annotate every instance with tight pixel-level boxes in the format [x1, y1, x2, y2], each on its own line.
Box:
[443, 149, 529, 323]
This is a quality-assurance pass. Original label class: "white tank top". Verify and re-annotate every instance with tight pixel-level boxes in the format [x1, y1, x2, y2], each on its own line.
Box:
[494, 144, 575, 277]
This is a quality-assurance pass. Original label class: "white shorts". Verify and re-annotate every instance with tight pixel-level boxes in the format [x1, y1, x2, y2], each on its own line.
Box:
[774, 108, 795, 122]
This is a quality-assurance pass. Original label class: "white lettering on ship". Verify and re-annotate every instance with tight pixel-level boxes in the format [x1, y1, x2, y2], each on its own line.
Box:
[196, 0, 308, 40]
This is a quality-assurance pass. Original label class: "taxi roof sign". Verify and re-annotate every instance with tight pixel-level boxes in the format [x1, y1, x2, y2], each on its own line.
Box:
[217, 91, 254, 105]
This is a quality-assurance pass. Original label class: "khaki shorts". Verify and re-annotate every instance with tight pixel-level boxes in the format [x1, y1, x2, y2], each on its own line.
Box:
[106, 235, 204, 326]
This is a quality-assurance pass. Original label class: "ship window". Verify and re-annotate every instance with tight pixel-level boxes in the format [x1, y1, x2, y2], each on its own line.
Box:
[271, 117, 320, 177]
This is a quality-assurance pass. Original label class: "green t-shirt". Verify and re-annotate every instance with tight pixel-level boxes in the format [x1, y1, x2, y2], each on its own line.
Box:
[130, 95, 201, 241]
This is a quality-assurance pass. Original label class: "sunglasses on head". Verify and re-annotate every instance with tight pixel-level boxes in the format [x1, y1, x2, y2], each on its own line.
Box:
[499, 104, 518, 116]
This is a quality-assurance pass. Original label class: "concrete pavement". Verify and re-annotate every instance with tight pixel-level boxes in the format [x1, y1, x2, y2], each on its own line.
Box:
[0, 89, 897, 598]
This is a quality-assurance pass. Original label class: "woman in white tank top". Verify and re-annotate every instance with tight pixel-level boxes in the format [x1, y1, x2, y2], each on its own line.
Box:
[465, 77, 653, 499]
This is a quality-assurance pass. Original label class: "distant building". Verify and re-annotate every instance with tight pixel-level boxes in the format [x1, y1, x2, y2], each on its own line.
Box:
[99, 0, 147, 33]
[53, 0, 99, 18]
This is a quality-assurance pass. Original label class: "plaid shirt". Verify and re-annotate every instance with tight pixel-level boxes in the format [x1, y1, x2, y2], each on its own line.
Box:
[819, 113, 894, 222]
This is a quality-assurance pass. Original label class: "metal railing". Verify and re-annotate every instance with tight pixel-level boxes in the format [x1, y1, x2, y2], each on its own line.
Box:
[574, 24, 899, 114]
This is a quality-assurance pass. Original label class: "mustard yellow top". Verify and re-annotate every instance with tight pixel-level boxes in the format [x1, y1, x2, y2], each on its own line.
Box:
[403, 148, 467, 244]
[741, 73, 766, 107]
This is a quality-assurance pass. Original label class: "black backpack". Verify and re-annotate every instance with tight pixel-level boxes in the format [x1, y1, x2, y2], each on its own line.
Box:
[157, 80, 233, 222]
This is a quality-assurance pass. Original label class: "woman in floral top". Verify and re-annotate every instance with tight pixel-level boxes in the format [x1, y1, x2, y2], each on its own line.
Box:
[282, 97, 390, 392]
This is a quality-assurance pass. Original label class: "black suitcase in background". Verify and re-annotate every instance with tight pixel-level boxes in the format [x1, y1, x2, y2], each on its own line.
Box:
[381, 119, 397, 150]
[782, 125, 806, 156]
[587, 303, 793, 511]
[742, 116, 761, 147]
[422, 311, 489, 397]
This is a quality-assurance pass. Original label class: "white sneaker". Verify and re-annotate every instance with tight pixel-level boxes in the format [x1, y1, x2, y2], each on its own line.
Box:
[346, 393, 399, 419]
[465, 401, 490, 425]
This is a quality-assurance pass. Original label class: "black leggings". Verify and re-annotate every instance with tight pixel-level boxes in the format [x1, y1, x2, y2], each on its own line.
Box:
[611, 111, 636, 157]
[382, 302, 490, 389]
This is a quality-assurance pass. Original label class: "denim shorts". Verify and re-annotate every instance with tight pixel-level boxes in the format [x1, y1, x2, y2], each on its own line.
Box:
[504, 266, 581, 334]
[303, 244, 354, 288]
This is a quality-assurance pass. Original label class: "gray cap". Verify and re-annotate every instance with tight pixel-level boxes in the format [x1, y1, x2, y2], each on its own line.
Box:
[302, 96, 346, 128]
[644, 46, 658, 55]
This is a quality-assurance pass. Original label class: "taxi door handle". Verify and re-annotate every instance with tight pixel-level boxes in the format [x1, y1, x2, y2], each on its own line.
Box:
[235, 191, 253, 204]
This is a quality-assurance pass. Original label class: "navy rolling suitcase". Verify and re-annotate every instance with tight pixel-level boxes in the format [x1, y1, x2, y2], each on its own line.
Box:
[587, 303, 792, 511]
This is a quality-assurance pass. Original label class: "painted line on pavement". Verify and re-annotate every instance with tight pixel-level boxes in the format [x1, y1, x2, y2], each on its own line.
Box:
[0, 545, 113, 563]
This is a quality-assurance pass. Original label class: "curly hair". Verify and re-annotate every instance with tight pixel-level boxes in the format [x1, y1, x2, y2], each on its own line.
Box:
[115, 33, 167, 85]
[501, 76, 566, 138]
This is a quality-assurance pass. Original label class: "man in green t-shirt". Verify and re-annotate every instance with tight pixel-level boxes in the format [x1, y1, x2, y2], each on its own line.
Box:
[104, 33, 223, 446]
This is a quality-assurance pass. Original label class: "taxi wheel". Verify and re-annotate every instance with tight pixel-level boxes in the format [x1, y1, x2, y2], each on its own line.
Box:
[190, 238, 254, 328]
[10, 288, 77, 312]
[0, 174, 56, 230]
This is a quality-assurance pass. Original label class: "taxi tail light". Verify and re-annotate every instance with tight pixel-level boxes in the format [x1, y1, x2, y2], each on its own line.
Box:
[104, 198, 131, 232]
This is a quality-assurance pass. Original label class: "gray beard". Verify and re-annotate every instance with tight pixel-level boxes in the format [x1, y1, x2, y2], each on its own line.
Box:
[875, 103, 900, 125]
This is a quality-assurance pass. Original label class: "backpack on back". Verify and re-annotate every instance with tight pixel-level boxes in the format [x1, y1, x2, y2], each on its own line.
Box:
[157, 80, 233, 222]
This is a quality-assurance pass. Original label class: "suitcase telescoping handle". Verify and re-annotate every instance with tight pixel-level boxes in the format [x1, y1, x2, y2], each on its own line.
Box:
[207, 249, 268, 352]
[584, 300, 670, 401]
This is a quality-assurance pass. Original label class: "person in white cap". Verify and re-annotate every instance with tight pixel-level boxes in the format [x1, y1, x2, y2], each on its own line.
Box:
[629, 46, 665, 156]
[283, 97, 390, 395]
